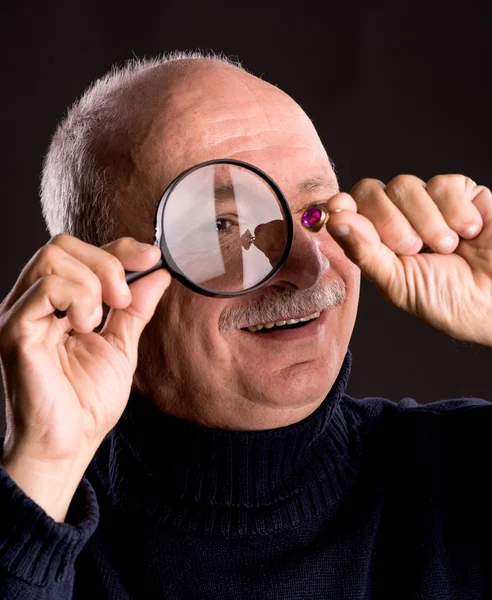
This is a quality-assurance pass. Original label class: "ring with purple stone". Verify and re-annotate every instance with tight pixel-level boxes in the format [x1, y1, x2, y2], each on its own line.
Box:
[301, 204, 330, 232]
[302, 204, 434, 253]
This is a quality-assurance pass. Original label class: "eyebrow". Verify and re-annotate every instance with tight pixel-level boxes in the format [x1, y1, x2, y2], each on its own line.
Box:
[213, 184, 236, 200]
[211, 177, 339, 205]
[297, 176, 339, 196]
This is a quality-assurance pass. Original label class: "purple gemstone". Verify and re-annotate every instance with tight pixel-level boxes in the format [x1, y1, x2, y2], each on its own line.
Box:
[301, 207, 322, 227]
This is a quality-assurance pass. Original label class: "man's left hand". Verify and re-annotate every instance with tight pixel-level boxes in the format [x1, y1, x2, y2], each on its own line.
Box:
[325, 174, 492, 347]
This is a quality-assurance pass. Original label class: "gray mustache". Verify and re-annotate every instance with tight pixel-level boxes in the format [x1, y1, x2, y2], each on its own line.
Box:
[218, 279, 346, 332]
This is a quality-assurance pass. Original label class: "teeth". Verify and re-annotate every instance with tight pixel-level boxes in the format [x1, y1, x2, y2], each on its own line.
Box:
[246, 311, 321, 332]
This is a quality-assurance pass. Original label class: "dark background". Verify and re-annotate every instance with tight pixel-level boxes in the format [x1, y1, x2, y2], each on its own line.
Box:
[1, 0, 491, 436]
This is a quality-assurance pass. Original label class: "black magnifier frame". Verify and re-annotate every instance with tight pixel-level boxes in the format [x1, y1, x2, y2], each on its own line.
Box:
[125, 158, 295, 299]
[54, 159, 294, 318]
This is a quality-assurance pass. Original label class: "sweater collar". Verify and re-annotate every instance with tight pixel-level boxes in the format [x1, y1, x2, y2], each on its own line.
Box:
[113, 348, 362, 535]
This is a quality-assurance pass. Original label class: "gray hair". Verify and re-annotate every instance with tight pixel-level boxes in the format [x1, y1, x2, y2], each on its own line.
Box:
[40, 50, 245, 247]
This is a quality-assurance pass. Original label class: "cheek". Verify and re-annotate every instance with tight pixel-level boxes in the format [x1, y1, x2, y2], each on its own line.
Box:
[163, 283, 231, 352]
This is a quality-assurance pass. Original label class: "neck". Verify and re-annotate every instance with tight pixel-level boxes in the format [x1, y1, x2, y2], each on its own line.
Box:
[112, 347, 359, 537]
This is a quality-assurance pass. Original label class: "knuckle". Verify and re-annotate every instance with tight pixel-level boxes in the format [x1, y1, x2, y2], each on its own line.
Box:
[387, 174, 420, 193]
[117, 236, 137, 247]
[37, 243, 61, 267]
[351, 178, 383, 198]
[103, 236, 135, 251]
[427, 174, 464, 193]
[98, 253, 125, 283]
[104, 253, 124, 272]
[385, 176, 425, 205]
[427, 174, 448, 186]
[426, 174, 451, 193]
[464, 176, 478, 190]
[49, 232, 72, 246]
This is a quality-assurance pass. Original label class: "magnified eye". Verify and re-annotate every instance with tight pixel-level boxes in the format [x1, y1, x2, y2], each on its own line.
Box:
[216, 218, 234, 232]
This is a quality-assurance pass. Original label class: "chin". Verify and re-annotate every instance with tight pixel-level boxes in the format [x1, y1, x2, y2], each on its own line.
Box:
[252, 359, 337, 410]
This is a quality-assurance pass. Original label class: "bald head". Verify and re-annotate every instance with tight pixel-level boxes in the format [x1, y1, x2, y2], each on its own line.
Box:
[109, 59, 335, 242]
[41, 54, 336, 247]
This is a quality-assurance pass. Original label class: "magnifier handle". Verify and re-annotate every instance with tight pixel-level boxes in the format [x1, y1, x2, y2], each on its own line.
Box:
[124, 256, 165, 284]
[53, 256, 166, 319]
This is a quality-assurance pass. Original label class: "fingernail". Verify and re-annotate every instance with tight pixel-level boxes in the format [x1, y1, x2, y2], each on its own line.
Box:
[437, 235, 457, 252]
[330, 225, 350, 237]
[136, 242, 153, 253]
[394, 235, 419, 254]
[463, 224, 480, 238]
[92, 305, 103, 320]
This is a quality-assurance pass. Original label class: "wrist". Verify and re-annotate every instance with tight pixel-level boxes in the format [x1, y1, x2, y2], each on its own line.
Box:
[1, 451, 90, 522]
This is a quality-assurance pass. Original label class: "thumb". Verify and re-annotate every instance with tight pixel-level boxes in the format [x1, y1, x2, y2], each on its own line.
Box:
[100, 268, 171, 368]
[325, 210, 403, 290]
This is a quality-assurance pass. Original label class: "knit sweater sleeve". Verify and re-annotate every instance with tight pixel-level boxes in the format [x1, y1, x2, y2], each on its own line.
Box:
[395, 395, 491, 412]
[0, 438, 100, 600]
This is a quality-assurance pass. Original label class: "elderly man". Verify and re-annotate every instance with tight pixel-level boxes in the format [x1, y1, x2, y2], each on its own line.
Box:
[0, 51, 491, 599]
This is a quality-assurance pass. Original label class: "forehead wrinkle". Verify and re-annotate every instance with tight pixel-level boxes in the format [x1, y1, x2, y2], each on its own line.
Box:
[208, 138, 314, 155]
[184, 105, 308, 143]
[298, 176, 339, 195]
[165, 73, 314, 148]
[197, 114, 321, 157]
[202, 114, 262, 125]
[134, 62, 332, 199]
[156, 67, 323, 162]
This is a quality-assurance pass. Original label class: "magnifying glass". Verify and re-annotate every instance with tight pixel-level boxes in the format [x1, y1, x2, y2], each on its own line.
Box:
[122, 159, 435, 297]
[55, 158, 329, 318]
[124, 158, 296, 297]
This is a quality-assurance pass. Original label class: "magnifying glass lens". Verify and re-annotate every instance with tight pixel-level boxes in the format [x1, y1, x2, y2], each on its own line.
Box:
[160, 162, 290, 295]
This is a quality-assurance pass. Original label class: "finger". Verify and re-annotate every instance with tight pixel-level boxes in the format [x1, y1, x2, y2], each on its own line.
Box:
[349, 178, 426, 255]
[3, 275, 102, 348]
[383, 175, 460, 254]
[4, 235, 152, 316]
[325, 209, 404, 292]
[99, 268, 171, 371]
[425, 175, 484, 240]
[325, 192, 358, 214]
[51, 234, 161, 308]
[100, 237, 162, 272]
[3, 244, 103, 313]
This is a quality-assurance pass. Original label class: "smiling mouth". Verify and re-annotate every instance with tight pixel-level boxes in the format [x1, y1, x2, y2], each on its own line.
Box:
[240, 311, 321, 333]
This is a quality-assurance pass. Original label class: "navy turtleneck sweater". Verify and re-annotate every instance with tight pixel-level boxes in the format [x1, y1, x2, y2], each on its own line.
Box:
[1, 348, 492, 599]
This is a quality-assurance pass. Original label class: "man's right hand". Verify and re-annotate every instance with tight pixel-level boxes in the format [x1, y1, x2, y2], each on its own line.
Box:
[0, 234, 170, 520]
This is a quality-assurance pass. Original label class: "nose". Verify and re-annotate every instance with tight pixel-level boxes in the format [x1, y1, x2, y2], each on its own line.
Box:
[268, 222, 330, 290]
